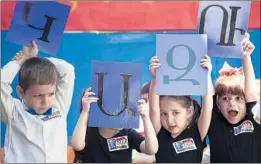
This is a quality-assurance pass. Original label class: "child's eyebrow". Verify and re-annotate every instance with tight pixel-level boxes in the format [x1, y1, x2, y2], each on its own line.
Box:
[33, 91, 56, 95]
[160, 109, 179, 112]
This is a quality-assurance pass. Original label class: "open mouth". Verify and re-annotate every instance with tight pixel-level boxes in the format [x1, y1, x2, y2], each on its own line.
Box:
[168, 125, 177, 131]
[228, 110, 238, 117]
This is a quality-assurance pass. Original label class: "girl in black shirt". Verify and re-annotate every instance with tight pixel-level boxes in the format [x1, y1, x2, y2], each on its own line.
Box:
[208, 33, 261, 163]
[148, 54, 214, 163]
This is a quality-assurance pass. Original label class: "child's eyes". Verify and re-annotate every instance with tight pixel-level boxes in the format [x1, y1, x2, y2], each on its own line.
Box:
[49, 92, 55, 96]
[160, 112, 167, 116]
[222, 97, 229, 100]
[173, 111, 179, 115]
[236, 96, 244, 100]
[33, 95, 42, 97]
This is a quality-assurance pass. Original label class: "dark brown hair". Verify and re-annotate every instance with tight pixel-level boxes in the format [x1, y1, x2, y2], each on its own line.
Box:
[159, 96, 201, 126]
[141, 81, 151, 95]
[18, 57, 58, 92]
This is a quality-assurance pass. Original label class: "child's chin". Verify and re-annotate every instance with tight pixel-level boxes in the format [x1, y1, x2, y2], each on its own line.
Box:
[226, 117, 240, 124]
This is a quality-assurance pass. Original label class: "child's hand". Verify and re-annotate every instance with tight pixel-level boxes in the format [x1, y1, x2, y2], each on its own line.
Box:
[242, 32, 255, 57]
[81, 87, 99, 113]
[22, 40, 38, 58]
[149, 56, 161, 78]
[12, 41, 39, 65]
[200, 55, 212, 74]
[12, 51, 24, 62]
[137, 99, 149, 119]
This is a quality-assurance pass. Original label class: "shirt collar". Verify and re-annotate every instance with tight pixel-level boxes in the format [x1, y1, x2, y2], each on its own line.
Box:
[26, 108, 53, 116]
[22, 100, 53, 116]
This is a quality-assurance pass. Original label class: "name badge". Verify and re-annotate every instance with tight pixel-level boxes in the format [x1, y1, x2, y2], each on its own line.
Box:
[107, 136, 129, 152]
[234, 120, 254, 136]
[173, 138, 197, 154]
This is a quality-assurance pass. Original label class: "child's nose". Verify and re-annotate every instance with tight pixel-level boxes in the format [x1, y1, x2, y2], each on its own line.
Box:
[229, 99, 236, 106]
[167, 115, 174, 124]
[41, 96, 49, 106]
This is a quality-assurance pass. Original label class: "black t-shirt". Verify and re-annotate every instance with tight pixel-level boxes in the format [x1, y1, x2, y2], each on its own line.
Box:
[155, 124, 206, 163]
[208, 96, 261, 163]
[73, 127, 144, 163]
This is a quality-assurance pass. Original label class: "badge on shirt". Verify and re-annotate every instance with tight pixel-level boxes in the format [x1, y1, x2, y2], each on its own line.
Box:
[41, 111, 62, 121]
[234, 120, 254, 136]
[173, 138, 197, 154]
[107, 136, 129, 152]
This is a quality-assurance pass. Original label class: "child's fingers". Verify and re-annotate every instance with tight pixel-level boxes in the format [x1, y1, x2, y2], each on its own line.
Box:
[200, 64, 207, 68]
[243, 42, 250, 51]
[241, 37, 249, 46]
[200, 63, 209, 68]
[150, 57, 159, 64]
[84, 92, 95, 97]
[82, 97, 99, 103]
[13, 53, 22, 60]
[244, 32, 250, 39]
[23, 46, 29, 53]
[149, 63, 161, 68]
[149, 66, 160, 72]
[138, 99, 146, 104]
[200, 59, 209, 63]
[150, 56, 158, 61]
[247, 42, 254, 50]
[12, 51, 23, 60]
[88, 98, 99, 103]
[14, 52, 20, 57]
[32, 40, 38, 49]
[203, 54, 209, 58]
[85, 87, 92, 93]
[149, 63, 161, 67]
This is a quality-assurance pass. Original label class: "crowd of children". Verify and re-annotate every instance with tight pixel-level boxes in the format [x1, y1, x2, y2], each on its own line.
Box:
[1, 32, 260, 163]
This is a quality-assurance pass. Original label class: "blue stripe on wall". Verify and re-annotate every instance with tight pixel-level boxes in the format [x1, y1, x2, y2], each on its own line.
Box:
[1, 30, 260, 146]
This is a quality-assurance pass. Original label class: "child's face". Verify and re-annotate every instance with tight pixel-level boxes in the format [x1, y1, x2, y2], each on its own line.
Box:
[160, 98, 192, 138]
[217, 94, 246, 124]
[18, 83, 57, 114]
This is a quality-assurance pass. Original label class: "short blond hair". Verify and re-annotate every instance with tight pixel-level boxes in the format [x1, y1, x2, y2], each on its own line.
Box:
[215, 74, 245, 97]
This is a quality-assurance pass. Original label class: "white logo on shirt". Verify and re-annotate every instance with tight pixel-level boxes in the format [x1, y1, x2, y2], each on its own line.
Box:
[107, 136, 129, 152]
[41, 111, 62, 121]
[234, 120, 254, 136]
[173, 138, 197, 154]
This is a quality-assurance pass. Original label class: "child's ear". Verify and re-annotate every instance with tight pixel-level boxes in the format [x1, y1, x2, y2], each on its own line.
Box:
[16, 86, 25, 99]
[187, 106, 194, 118]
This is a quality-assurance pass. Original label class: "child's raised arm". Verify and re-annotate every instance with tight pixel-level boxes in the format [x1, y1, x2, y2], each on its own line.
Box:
[198, 55, 214, 141]
[1, 41, 38, 124]
[47, 57, 75, 116]
[71, 87, 98, 151]
[241, 32, 257, 102]
[137, 99, 158, 155]
[149, 56, 162, 134]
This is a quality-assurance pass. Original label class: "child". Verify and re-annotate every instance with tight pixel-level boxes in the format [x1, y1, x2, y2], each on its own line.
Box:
[1, 42, 75, 163]
[134, 81, 151, 134]
[208, 33, 261, 162]
[71, 87, 158, 163]
[132, 81, 156, 163]
[149, 54, 214, 162]
[140, 81, 151, 103]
